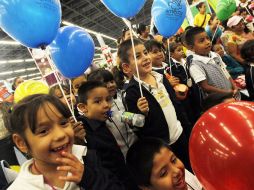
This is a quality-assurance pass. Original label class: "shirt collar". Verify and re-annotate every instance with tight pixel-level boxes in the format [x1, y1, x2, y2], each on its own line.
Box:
[133, 71, 163, 90]
[192, 51, 219, 64]
[152, 62, 168, 70]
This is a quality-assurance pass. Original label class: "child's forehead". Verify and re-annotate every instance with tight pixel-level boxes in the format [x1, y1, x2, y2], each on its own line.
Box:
[37, 103, 64, 122]
[87, 87, 108, 97]
[194, 31, 208, 40]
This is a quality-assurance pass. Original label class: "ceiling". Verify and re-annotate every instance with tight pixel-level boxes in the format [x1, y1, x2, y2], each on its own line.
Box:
[0, 0, 153, 82]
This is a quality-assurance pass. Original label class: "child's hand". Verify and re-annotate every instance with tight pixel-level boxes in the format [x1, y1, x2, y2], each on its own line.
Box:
[69, 117, 86, 142]
[168, 76, 180, 87]
[137, 97, 149, 115]
[56, 151, 84, 183]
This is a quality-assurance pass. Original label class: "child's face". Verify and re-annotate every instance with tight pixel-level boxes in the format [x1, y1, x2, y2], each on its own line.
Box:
[149, 46, 165, 67]
[123, 30, 131, 41]
[54, 88, 76, 106]
[72, 75, 86, 96]
[19, 103, 74, 166]
[213, 44, 224, 57]
[79, 87, 112, 121]
[172, 46, 185, 61]
[192, 32, 212, 56]
[148, 147, 187, 190]
[199, 3, 206, 14]
[106, 80, 117, 97]
[127, 44, 152, 78]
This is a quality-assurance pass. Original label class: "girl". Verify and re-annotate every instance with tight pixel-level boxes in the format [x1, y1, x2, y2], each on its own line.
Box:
[12, 77, 24, 91]
[87, 69, 137, 158]
[126, 138, 203, 190]
[8, 94, 126, 190]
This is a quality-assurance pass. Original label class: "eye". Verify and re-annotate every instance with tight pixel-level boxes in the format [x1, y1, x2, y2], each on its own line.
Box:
[159, 168, 168, 178]
[35, 127, 50, 136]
[60, 118, 69, 127]
[144, 50, 148, 55]
[94, 99, 102, 104]
[171, 155, 178, 164]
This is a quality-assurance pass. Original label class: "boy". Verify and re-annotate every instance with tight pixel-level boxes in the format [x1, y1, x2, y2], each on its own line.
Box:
[185, 27, 239, 100]
[77, 81, 138, 190]
[118, 39, 192, 171]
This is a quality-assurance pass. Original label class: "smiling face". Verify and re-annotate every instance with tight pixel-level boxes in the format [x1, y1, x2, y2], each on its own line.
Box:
[17, 102, 74, 167]
[148, 147, 187, 190]
[192, 32, 212, 56]
[54, 88, 76, 106]
[148, 46, 165, 67]
[125, 44, 152, 78]
[171, 46, 185, 62]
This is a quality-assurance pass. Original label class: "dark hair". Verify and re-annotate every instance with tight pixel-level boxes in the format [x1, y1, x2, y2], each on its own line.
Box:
[241, 39, 254, 62]
[208, 13, 217, 25]
[8, 94, 71, 139]
[196, 2, 205, 10]
[202, 92, 233, 111]
[77, 81, 106, 104]
[122, 27, 130, 41]
[169, 42, 182, 53]
[12, 77, 22, 91]
[112, 66, 125, 90]
[87, 68, 114, 83]
[117, 38, 143, 68]
[126, 137, 171, 187]
[137, 24, 147, 35]
[144, 40, 163, 52]
[49, 84, 70, 96]
[185, 27, 206, 46]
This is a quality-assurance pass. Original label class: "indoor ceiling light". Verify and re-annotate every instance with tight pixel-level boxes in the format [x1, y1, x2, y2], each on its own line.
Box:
[0, 41, 21, 45]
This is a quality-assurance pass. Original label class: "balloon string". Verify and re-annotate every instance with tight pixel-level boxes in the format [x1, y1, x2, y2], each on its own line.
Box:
[45, 47, 77, 122]
[128, 21, 143, 97]
[69, 79, 74, 111]
[211, 23, 219, 43]
[167, 40, 172, 76]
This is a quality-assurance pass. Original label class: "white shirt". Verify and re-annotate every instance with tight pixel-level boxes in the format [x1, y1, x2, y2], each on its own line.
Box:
[8, 145, 87, 190]
[134, 71, 183, 144]
[185, 169, 203, 190]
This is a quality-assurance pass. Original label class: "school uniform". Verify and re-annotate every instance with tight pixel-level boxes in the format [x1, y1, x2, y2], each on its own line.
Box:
[78, 116, 138, 190]
[125, 71, 192, 171]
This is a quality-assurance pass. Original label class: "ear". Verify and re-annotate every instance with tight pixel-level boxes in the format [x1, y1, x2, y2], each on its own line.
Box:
[122, 62, 131, 74]
[12, 134, 29, 154]
[77, 103, 87, 114]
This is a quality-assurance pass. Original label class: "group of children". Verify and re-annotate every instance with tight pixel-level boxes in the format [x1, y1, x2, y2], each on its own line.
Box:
[2, 3, 254, 189]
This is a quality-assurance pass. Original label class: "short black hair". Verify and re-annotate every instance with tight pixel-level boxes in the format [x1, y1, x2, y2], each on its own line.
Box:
[77, 81, 106, 104]
[87, 68, 114, 83]
[126, 137, 171, 187]
[137, 23, 147, 35]
[241, 39, 254, 62]
[196, 2, 205, 10]
[8, 94, 71, 139]
[117, 38, 143, 70]
[169, 42, 182, 53]
[144, 40, 163, 52]
[185, 27, 205, 46]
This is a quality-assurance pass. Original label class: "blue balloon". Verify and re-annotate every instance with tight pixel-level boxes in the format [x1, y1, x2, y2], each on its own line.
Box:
[152, 0, 186, 38]
[101, 0, 146, 18]
[49, 26, 95, 79]
[0, 0, 61, 48]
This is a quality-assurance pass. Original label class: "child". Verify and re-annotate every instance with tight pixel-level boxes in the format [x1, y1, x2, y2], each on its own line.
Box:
[137, 24, 153, 42]
[49, 85, 86, 145]
[144, 40, 180, 87]
[212, 44, 244, 79]
[241, 39, 254, 100]
[77, 81, 138, 190]
[87, 69, 137, 158]
[8, 94, 125, 190]
[118, 39, 192, 171]
[194, 2, 211, 28]
[205, 13, 223, 44]
[185, 27, 239, 101]
[71, 75, 86, 97]
[126, 138, 203, 190]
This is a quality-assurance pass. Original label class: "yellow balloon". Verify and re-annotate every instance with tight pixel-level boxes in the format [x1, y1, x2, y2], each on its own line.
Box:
[14, 80, 49, 103]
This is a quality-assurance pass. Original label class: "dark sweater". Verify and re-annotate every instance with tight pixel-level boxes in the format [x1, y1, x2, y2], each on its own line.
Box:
[78, 116, 138, 190]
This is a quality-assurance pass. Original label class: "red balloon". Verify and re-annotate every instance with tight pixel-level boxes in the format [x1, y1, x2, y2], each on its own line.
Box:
[189, 101, 254, 190]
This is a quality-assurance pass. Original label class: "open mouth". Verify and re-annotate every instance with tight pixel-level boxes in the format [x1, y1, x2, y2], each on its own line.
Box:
[143, 61, 151, 68]
[174, 177, 187, 189]
[51, 143, 69, 153]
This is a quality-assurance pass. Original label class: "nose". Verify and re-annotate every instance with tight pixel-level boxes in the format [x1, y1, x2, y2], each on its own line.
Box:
[53, 125, 67, 141]
[172, 165, 181, 178]
[102, 100, 110, 109]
